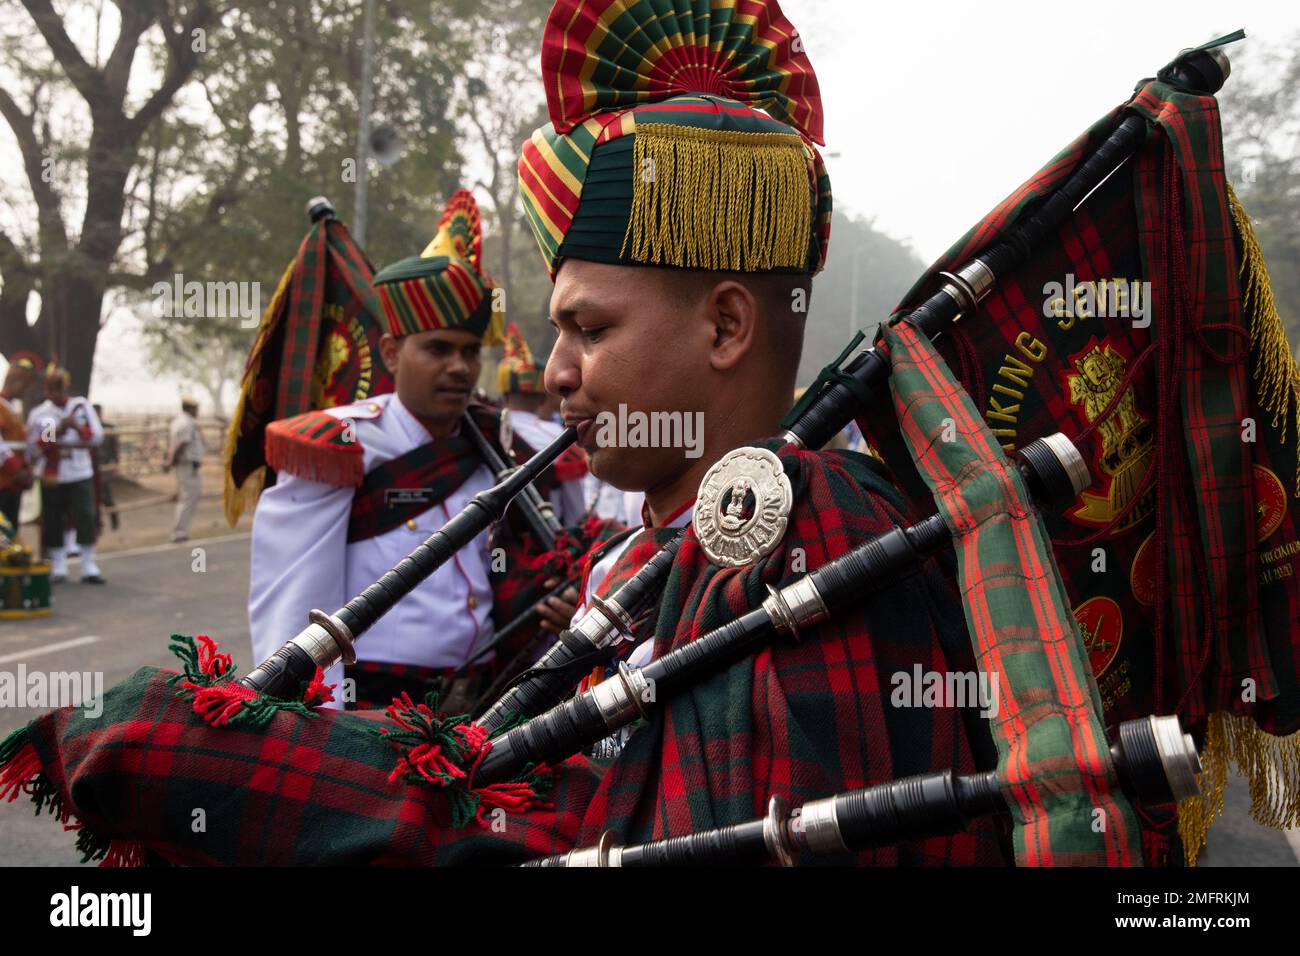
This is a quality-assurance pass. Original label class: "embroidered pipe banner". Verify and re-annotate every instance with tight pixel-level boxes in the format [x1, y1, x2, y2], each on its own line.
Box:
[855, 74, 1300, 857]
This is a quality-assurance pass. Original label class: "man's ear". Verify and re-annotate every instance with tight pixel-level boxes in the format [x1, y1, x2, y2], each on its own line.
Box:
[706, 280, 759, 372]
[379, 333, 401, 375]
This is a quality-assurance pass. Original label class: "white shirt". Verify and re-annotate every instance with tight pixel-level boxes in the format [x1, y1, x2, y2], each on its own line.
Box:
[508, 409, 588, 526]
[584, 475, 646, 527]
[168, 411, 205, 465]
[248, 393, 497, 709]
[26, 397, 103, 484]
[577, 503, 694, 670]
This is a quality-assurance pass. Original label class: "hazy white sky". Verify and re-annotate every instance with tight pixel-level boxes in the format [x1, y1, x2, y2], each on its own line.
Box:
[787, 0, 1297, 260]
[5, 0, 1297, 410]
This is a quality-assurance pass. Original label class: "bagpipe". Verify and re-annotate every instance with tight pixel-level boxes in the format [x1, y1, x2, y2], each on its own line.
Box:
[524, 715, 1201, 866]
[224, 39, 1239, 862]
[469, 39, 1244, 738]
[2, 35, 1286, 867]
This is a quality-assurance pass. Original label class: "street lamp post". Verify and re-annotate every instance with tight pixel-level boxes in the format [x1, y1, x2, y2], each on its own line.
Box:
[353, 0, 377, 246]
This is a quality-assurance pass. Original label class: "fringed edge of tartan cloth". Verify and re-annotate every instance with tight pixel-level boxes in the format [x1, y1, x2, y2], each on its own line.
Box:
[884, 317, 1143, 865]
[0, 633, 558, 864]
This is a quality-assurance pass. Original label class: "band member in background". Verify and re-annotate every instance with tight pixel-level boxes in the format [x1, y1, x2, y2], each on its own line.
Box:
[0, 358, 36, 528]
[92, 403, 120, 532]
[26, 366, 105, 584]
[164, 396, 204, 542]
[496, 322, 588, 525]
[249, 191, 532, 713]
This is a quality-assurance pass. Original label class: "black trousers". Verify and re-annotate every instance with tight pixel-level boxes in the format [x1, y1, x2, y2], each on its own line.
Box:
[41, 478, 96, 547]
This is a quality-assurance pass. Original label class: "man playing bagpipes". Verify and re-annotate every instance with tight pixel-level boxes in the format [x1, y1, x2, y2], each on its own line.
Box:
[0, 2, 1240, 866]
[249, 191, 596, 714]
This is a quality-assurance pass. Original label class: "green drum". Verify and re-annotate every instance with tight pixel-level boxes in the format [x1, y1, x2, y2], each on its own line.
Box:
[0, 562, 52, 619]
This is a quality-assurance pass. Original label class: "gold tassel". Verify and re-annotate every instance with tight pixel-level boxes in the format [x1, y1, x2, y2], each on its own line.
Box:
[622, 123, 814, 272]
[1177, 710, 1300, 865]
[221, 258, 296, 526]
[1228, 183, 1300, 497]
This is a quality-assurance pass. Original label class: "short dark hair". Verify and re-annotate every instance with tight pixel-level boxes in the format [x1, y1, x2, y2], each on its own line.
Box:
[655, 268, 811, 376]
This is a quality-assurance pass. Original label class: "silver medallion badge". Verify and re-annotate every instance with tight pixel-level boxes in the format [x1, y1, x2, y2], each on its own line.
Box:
[693, 447, 792, 567]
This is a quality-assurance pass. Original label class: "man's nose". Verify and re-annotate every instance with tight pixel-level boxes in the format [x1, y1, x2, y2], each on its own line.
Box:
[544, 345, 579, 397]
[445, 350, 471, 378]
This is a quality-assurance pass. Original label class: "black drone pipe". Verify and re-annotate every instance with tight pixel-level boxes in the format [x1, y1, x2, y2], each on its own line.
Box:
[474, 433, 1090, 783]
[474, 529, 686, 730]
[239, 426, 579, 699]
[522, 716, 1202, 866]
[460, 409, 562, 552]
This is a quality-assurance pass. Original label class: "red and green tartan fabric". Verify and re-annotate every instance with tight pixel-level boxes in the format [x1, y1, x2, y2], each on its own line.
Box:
[223, 213, 393, 525]
[0, 448, 1006, 865]
[884, 317, 1141, 866]
[854, 69, 1300, 859]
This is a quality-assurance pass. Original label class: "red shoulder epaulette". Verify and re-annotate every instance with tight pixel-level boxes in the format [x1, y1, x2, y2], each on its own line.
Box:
[265, 409, 365, 487]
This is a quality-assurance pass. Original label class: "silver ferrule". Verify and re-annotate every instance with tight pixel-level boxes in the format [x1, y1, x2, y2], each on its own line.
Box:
[290, 610, 358, 667]
[590, 594, 636, 640]
[571, 603, 619, 647]
[564, 831, 621, 867]
[762, 578, 829, 641]
[780, 429, 806, 450]
[792, 795, 849, 855]
[956, 260, 996, 301]
[763, 795, 797, 867]
[590, 661, 652, 727]
[1150, 715, 1203, 803]
[938, 260, 996, 316]
[1039, 432, 1092, 498]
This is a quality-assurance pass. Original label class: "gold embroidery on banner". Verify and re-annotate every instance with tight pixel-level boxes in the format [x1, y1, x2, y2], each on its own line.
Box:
[1064, 342, 1154, 533]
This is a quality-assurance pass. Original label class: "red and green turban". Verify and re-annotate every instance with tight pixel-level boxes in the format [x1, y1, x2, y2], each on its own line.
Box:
[497, 322, 545, 395]
[518, 0, 832, 280]
[373, 190, 505, 344]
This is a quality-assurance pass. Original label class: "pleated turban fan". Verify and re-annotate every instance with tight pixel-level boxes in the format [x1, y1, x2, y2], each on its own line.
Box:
[373, 189, 506, 344]
[518, 0, 833, 279]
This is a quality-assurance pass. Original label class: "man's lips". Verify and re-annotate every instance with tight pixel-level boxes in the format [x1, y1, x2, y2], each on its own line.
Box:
[563, 415, 596, 444]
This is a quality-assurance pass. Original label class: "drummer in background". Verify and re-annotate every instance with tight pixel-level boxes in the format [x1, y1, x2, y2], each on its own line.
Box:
[0, 357, 37, 528]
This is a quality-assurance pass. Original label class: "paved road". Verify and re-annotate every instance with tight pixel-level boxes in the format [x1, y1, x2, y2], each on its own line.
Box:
[0, 533, 1295, 866]
[1, 533, 256, 866]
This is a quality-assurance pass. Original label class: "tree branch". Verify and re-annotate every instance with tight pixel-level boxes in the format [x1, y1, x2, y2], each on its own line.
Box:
[0, 84, 68, 253]
[127, 0, 218, 138]
[21, 0, 111, 112]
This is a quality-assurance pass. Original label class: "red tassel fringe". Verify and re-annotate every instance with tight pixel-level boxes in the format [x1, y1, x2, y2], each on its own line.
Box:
[0, 741, 40, 804]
